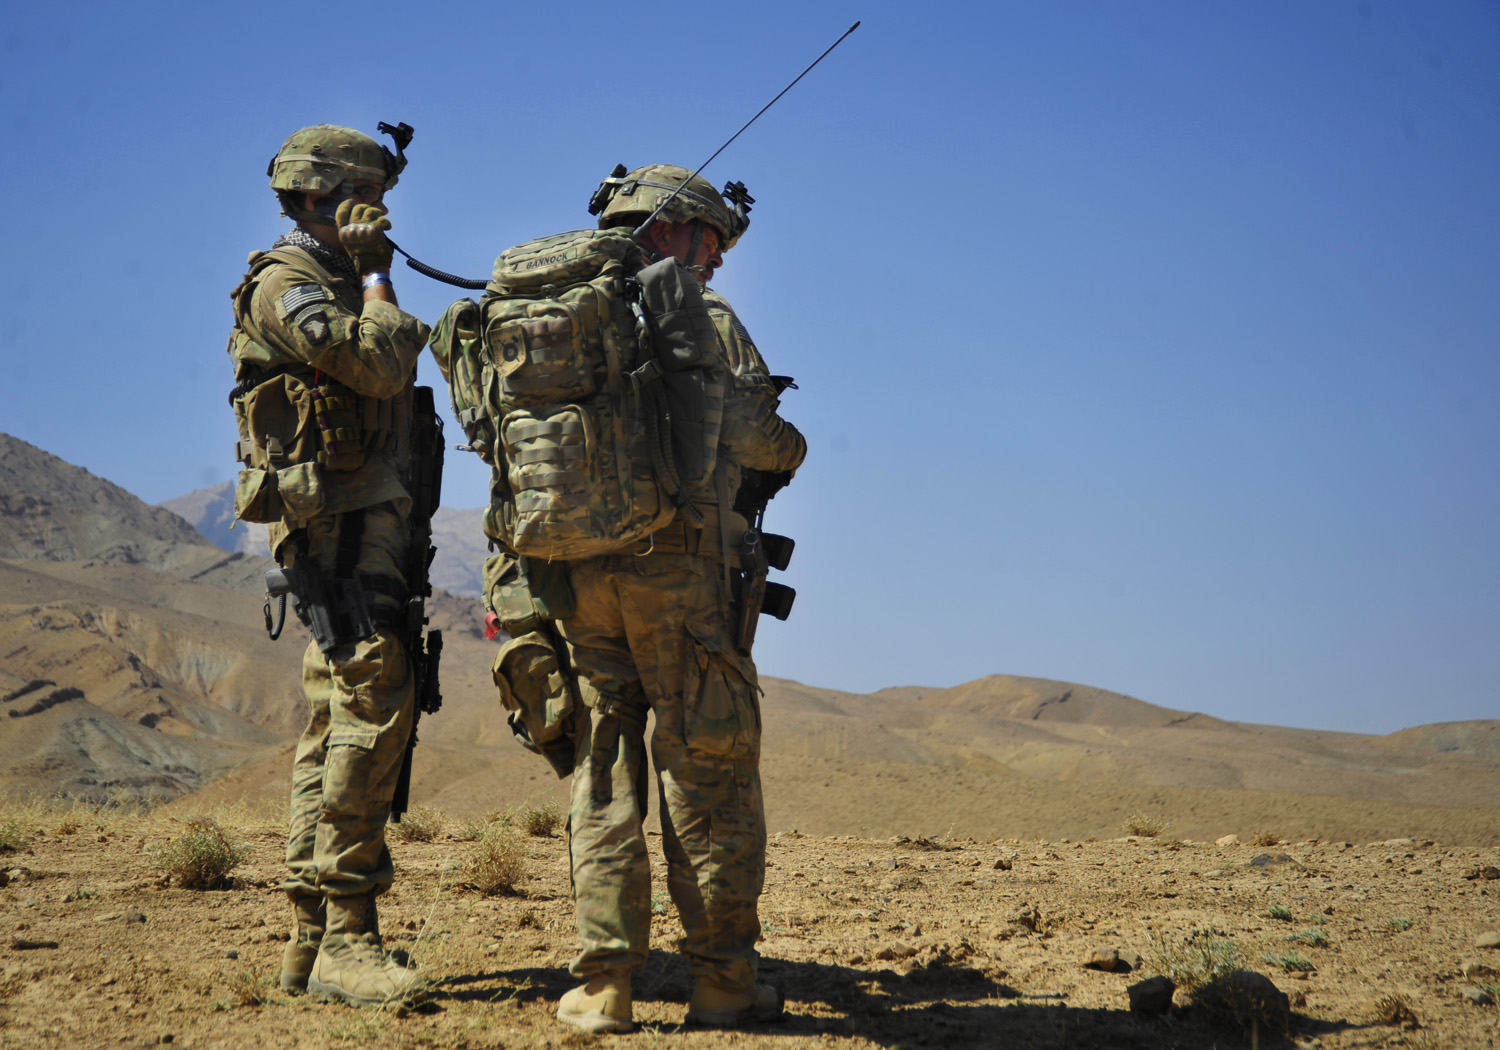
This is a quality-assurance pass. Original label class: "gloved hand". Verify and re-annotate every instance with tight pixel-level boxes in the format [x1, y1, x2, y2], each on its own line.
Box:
[335, 199, 395, 274]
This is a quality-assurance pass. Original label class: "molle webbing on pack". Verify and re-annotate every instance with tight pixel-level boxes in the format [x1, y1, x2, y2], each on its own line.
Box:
[448, 229, 727, 561]
[472, 230, 669, 559]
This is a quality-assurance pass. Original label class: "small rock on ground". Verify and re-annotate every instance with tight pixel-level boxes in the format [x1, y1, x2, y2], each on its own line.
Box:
[1082, 947, 1119, 971]
[1127, 975, 1175, 1015]
[1461, 959, 1499, 979]
[1476, 931, 1500, 950]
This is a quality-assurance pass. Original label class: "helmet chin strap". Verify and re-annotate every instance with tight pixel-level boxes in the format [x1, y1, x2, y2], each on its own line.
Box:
[683, 220, 707, 272]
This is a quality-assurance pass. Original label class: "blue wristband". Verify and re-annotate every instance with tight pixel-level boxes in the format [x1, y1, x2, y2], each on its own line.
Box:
[361, 272, 392, 290]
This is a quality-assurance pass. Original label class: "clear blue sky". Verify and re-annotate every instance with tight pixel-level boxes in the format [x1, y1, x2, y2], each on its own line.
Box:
[2, 2, 1496, 733]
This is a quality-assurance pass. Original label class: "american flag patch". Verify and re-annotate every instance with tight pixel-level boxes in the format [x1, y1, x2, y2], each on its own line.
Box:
[281, 283, 329, 315]
[731, 315, 756, 349]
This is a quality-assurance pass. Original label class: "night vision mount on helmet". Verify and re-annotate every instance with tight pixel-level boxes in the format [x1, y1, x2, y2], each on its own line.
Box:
[589, 164, 753, 251]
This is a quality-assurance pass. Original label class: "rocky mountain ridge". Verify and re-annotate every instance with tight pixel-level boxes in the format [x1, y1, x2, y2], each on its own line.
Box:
[2, 430, 1498, 845]
[161, 478, 489, 598]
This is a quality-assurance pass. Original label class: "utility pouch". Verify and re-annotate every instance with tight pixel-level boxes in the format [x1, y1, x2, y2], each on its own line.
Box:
[236, 372, 327, 526]
[243, 373, 319, 468]
[273, 462, 326, 529]
[633, 256, 722, 485]
[493, 630, 575, 778]
[483, 552, 576, 634]
[429, 298, 496, 463]
[234, 467, 279, 524]
[634, 256, 717, 371]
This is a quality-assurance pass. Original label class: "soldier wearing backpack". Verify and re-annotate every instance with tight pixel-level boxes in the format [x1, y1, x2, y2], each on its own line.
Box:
[431, 164, 805, 1031]
[226, 123, 432, 1008]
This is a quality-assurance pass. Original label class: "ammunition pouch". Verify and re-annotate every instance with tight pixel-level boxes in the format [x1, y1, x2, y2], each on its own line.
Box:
[733, 529, 796, 656]
[483, 552, 575, 631]
[230, 370, 398, 525]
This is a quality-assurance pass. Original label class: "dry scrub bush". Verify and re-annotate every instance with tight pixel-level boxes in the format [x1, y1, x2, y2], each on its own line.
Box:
[1, 794, 140, 842]
[1373, 993, 1421, 1028]
[1261, 950, 1315, 973]
[1147, 929, 1245, 993]
[1289, 927, 1329, 947]
[1386, 916, 1413, 932]
[1123, 812, 1169, 838]
[148, 818, 251, 889]
[459, 824, 527, 895]
[520, 804, 562, 838]
[1265, 904, 1294, 921]
[1250, 830, 1282, 847]
[390, 805, 445, 843]
[0, 818, 25, 853]
[228, 970, 270, 1009]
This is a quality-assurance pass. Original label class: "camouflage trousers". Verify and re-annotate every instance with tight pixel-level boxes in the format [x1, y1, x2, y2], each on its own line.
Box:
[559, 552, 766, 993]
[277, 502, 414, 899]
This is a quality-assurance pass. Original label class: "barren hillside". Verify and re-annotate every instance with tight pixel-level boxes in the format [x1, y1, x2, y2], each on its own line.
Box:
[3, 430, 1498, 851]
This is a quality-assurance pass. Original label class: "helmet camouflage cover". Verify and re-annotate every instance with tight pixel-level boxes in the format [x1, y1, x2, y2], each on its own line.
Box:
[590, 164, 751, 250]
[267, 124, 405, 198]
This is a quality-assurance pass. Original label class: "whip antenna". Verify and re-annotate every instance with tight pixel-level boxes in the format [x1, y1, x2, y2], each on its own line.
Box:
[630, 20, 861, 241]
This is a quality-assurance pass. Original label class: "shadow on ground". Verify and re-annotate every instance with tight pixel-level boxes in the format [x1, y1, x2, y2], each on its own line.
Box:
[430, 949, 1371, 1048]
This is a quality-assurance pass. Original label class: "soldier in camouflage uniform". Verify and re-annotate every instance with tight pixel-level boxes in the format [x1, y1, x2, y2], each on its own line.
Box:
[551, 165, 807, 1032]
[226, 124, 430, 1007]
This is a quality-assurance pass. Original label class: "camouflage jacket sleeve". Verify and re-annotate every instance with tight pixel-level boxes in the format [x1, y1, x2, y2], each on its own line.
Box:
[702, 289, 807, 475]
[243, 250, 429, 399]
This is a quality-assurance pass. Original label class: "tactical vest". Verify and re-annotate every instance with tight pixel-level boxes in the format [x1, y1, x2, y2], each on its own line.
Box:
[227, 248, 400, 526]
[430, 229, 724, 560]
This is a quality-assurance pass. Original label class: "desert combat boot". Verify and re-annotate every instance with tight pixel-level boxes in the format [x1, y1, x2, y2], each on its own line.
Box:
[308, 893, 426, 1007]
[685, 980, 784, 1027]
[279, 892, 326, 992]
[556, 968, 634, 1033]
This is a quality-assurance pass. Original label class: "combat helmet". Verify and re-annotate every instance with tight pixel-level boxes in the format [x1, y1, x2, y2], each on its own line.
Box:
[589, 164, 752, 250]
[268, 122, 412, 221]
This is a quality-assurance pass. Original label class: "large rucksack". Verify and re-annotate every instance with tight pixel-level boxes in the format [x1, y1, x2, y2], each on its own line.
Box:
[431, 228, 723, 560]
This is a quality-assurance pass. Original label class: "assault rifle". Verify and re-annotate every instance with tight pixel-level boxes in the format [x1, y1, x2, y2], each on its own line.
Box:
[391, 387, 445, 822]
[731, 375, 799, 656]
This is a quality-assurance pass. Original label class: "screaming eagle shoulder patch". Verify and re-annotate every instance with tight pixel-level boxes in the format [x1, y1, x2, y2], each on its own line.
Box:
[294, 307, 331, 346]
